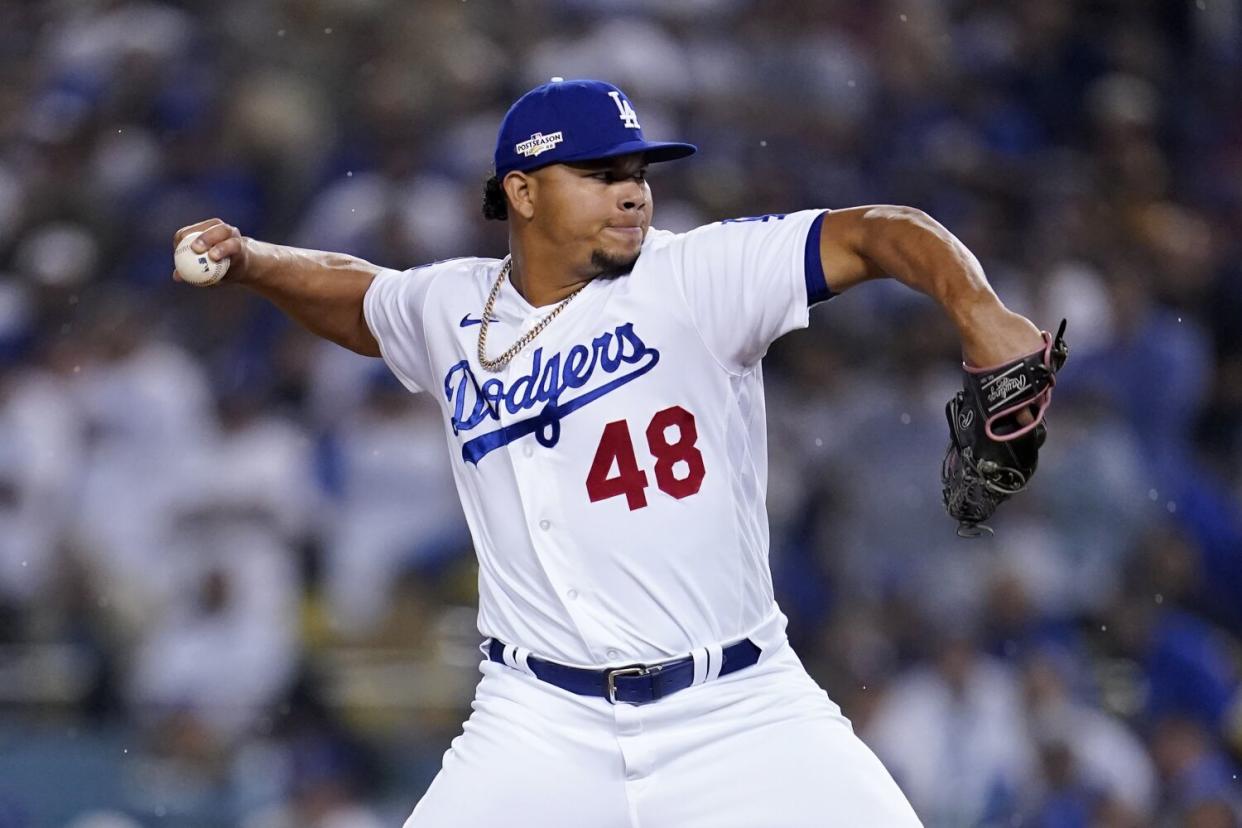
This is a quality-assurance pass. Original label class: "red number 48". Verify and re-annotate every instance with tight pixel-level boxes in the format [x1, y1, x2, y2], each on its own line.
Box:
[585, 405, 706, 511]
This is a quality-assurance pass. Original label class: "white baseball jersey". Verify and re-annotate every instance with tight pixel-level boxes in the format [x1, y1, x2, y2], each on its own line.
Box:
[364, 209, 830, 668]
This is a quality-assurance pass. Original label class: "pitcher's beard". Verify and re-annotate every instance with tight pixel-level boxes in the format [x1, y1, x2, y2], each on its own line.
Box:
[590, 247, 641, 280]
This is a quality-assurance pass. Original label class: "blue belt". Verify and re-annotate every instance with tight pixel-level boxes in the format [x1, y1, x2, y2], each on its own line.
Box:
[486, 638, 762, 705]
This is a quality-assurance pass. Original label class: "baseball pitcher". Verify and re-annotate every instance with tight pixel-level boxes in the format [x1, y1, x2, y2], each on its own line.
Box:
[174, 79, 1066, 827]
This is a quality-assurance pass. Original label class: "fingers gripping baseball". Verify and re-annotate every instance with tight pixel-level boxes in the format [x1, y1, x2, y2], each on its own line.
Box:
[171, 220, 245, 284]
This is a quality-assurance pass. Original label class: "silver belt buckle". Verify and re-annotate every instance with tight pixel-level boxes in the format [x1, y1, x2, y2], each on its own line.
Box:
[605, 665, 650, 704]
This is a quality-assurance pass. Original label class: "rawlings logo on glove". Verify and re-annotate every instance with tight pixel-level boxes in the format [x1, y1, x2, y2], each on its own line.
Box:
[941, 320, 1069, 537]
[985, 374, 1029, 408]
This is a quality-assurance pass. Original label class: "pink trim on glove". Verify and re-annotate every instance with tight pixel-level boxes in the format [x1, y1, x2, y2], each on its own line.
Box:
[961, 330, 1058, 442]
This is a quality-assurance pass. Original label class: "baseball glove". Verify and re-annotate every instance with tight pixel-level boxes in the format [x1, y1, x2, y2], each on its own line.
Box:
[941, 319, 1069, 537]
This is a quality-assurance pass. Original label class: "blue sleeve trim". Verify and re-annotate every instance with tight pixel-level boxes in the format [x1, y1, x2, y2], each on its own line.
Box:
[803, 210, 833, 306]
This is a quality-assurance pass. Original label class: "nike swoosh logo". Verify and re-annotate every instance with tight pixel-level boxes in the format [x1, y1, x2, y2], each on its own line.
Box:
[460, 314, 500, 327]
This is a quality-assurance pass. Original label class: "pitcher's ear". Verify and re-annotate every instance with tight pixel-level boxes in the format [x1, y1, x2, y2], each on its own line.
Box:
[503, 171, 537, 221]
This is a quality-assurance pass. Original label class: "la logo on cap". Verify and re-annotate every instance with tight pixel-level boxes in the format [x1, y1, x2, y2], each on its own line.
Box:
[608, 91, 641, 129]
[515, 131, 565, 158]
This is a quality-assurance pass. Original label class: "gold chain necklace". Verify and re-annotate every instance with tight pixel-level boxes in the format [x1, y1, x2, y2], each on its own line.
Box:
[477, 258, 586, 372]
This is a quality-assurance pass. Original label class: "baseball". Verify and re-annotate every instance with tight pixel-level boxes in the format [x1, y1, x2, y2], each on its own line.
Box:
[174, 231, 230, 286]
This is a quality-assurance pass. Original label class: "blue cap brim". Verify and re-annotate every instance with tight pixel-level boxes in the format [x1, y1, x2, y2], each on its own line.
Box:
[563, 139, 697, 165]
[503, 139, 697, 177]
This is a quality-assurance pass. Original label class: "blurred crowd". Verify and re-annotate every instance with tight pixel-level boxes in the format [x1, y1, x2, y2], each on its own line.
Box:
[0, 0, 1240, 825]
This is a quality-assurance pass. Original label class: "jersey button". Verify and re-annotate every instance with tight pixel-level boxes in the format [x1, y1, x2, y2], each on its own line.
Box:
[566, 589, 578, 601]
[606, 649, 621, 661]
[523, 444, 533, 458]
[538, 519, 551, 531]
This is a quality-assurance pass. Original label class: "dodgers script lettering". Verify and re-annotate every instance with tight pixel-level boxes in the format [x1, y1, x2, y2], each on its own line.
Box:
[443, 322, 660, 464]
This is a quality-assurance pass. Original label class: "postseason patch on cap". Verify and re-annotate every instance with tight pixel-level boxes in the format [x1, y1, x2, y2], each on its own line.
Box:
[515, 131, 564, 158]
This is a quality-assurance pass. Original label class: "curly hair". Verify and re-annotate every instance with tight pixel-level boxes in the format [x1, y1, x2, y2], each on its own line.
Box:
[482, 175, 508, 221]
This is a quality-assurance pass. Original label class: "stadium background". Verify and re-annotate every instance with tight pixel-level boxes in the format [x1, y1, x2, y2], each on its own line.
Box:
[1, 0, 1240, 825]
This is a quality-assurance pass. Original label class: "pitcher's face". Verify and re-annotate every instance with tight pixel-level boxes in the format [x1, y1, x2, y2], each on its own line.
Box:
[525, 153, 652, 278]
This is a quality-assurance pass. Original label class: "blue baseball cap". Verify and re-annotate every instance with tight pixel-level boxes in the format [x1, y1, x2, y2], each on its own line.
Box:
[494, 79, 696, 179]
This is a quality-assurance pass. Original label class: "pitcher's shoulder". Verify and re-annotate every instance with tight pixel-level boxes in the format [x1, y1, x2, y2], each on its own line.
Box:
[635, 221, 739, 263]
[370, 256, 500, 319]
[630, 227, 685, 277]
[639, 226, 681, 254]
[383, 256, 500, 297]
[399, 255, 500, 282]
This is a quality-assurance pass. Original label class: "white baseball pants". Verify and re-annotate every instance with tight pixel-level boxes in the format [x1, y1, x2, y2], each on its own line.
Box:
[403, 640, 922, 827]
